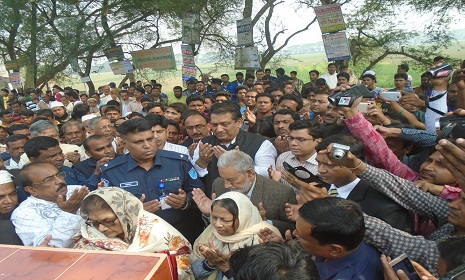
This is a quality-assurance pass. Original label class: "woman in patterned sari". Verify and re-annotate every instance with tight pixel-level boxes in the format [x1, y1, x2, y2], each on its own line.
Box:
[74, 187, 193, 280]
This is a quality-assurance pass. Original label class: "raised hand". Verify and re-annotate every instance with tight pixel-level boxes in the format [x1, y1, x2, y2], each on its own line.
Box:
[140, 194, 161, 213]
[258, 202, 267, 221]
[285, 195, 303, 222]
[258, 227, 284, 243]
[165, 189, 188, 209]
[268, 163, 282, 181]
[57, 186, 89, 214]
[192, 188, 215, 215]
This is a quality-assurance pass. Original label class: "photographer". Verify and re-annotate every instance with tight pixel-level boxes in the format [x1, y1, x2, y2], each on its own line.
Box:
[403, 60, 452, 132]
[332, 85, 460, 201]
[315, 134, 414, 233]
[312, 143, 465, 277]
[334, 84, 418, 181]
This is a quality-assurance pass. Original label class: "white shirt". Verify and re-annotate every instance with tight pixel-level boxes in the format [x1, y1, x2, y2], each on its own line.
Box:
[425, 89, 448, 132]
[276, 151, 319, 193]
[11, 185, 84, 248]
[5, 158, 19, 170]
[192, 137, 277, 178]
[328, 178, 361, 199]
[121, 100, 131, 117]
[320, 73, 338, 89]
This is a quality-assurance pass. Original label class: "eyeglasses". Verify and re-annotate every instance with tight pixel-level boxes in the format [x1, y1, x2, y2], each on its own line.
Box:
[185, 124, 207, 131]
[85, 217, 118, 228]
[32, 171, 66, 186]
[286, 136, 314, 143]
[96, 125, 113, 131]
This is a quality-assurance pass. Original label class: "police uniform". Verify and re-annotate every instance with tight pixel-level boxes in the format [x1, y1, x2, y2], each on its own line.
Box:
[61, 166, 80, 186]
[100, 149, 205, 243]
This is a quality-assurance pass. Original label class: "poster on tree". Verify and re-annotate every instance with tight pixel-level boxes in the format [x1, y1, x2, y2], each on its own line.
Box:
[322, 32, 351, 61]
[182, 66, 196, 87]
[131, 47, 176, 70]
[314, 4, 345, 34]
[181, 45, 195, 67]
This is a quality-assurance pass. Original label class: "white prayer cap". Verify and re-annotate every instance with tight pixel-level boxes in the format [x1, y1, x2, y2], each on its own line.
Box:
[50, 101, 65, 109]
[0, 170, 13, 185]
[363, 70, 376, 76]
[81, 114, 97, 122]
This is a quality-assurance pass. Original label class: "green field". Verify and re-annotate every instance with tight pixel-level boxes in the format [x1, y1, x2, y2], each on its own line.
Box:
[68, 48, 464, 98]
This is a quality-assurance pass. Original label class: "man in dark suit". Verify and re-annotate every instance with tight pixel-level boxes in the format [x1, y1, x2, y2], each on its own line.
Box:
[192, 101, 277, 198]
[312, 134, 414, 233]
[192, 150, 296, 236]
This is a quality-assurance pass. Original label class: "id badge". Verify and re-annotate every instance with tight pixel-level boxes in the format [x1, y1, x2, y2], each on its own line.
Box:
[159, 195, 172, 210]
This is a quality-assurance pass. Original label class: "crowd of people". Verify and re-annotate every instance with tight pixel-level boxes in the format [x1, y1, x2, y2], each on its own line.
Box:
[0, 58, 465, 279]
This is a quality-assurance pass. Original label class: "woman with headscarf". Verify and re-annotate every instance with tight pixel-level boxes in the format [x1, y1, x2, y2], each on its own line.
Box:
[191, 192, 282, 280]
[74, 187, 194, 280]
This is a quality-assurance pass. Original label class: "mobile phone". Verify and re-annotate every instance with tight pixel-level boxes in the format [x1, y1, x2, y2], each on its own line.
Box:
[380, 91, 402, 101]
[282, 162, 329, 187]
[357, 102, 370, 113]
[389, 253, 421, 280]
[440, 263, 465, 280]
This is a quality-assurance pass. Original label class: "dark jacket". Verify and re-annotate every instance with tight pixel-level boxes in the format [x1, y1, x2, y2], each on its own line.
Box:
[347, 179, 414, 234]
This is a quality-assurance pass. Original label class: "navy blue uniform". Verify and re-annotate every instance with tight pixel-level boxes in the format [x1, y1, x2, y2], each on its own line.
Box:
[100, 149, 205, 243]
[61, 166, 80, 186]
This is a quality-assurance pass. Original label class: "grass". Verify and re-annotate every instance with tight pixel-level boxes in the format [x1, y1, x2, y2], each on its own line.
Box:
[67, 48, 464, 98]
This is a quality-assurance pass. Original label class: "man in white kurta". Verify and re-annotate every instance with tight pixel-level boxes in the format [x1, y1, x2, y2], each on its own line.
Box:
[11, 163, 88, 247]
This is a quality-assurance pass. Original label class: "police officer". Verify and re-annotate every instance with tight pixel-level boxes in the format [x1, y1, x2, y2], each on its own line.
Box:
[100, 118, 205, 243]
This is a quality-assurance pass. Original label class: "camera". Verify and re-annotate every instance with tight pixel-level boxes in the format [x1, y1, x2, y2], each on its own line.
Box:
[425, 63, 453, 79]
[328, 84, 370, 107]
[436, 116, 465, 143]
[329, 143, 351, 161]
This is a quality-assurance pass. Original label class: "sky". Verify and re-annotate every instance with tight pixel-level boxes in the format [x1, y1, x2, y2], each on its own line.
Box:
[268, 0, 463, 49]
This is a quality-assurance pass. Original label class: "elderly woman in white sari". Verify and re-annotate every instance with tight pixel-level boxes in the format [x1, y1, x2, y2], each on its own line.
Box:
[191, 191, 282, 280]
[74, 187, 194, 280]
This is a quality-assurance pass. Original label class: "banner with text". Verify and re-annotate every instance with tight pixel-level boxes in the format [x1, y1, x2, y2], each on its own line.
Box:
[182, 66, 197, 87]
[236, 18, 253, 46]
[109, 60, 134, 75]
[322, 32, 351, 61]
[181, 45, 195, 67]
[314, 4, 345, 34]
[131, 47, 176, 70]
[103, 46, 124, 62]
[235, 47, 260, 70]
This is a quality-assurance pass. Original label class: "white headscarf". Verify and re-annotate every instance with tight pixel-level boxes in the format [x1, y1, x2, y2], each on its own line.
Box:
[192, 192, 282, 280]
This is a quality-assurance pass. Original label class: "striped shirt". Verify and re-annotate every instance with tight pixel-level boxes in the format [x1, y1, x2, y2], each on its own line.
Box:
[276, 151, 318, 193]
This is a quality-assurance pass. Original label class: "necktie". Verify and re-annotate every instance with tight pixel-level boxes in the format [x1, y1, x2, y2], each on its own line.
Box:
[329, 188, 339, 197]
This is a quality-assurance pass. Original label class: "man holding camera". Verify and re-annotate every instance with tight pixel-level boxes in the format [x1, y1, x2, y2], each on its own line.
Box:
[272, 120, 322, 194]
[400, 60, 453, 132]
[313, 134, 414, 233]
